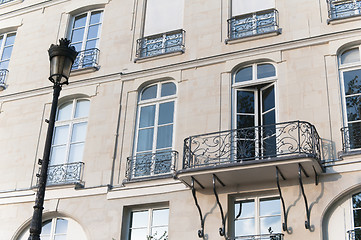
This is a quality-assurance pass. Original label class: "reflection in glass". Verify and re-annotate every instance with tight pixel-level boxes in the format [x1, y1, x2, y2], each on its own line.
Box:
[262, 85, 275, 112]
[141, 85, 157, 100]
[343, 69, 361, 95]
[90, 11, 102, 24]
[235, 200, 255, 218]
[237, 91, 255, 114]
[346, 95, 361, 121]
[161, 82, 176, 96]
[260, 198, 281, 216]
[152, 209, 169, 226]
[235, 66, 253, 82]
[235, 218, 255, 236]
[260, 216, 281, 234]
[257, 64, 276, 79]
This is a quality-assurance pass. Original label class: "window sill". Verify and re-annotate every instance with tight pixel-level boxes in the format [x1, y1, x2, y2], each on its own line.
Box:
[134, 50, 184, 63]
[339, 149, 361, 160]
[32, 182, 84, 190]
[123, 173, 175, 185]
[327, 14, 361, 24]
[225, 29, 282, 45]
[70, 65, 100, 76]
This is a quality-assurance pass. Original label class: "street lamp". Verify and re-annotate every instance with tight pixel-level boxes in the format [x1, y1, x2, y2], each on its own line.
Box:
[28, 38, 77, 240]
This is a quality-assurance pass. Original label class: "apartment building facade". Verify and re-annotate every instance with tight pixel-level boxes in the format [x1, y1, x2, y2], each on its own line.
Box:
[0, 0, 361, 239]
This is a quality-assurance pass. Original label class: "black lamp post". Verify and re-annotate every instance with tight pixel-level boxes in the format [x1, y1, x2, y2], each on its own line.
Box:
[28, 38, 77, 240]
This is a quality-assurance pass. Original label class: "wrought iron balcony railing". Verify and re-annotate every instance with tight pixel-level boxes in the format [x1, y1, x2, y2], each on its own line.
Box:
[347, 229, 361, 240]
[341, 125, 361, 152]
[183, 121, 321, 169]
[136, 29, 185, 59]
[0, 0, 15, 5]
[71, 48, 100, 70]
[328, 0, 361, 20]
[227, 9, 280, 41]
[0, 69, 8, 90]
[46, 162, 84, 186]
[126, 151, 178, 180]
[234, 233, 284, 240]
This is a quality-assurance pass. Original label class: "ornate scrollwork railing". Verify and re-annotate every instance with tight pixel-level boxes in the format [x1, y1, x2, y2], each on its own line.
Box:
[0, 0, 15, 5]
[46, 162, 84, 186]
[0, 69, 8, 89]
[72, 48, 100, 70]
[327, 0, 361, 20]
[136, 29, 185, 59]
[341, 125, 361, 152]
[183, 121, 321, 169]
[227, 9, 279, 41]
[234, 233, 284, 240]
[126, 151, 178, 180]
[347, 229, 361, 240]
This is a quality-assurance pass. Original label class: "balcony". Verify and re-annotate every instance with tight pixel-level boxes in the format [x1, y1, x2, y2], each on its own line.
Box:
[0, 0, 15, 5]
[342, 124, 361, 152]
[348, 229, 361, 240]
[71, 48, 100, 70]
[227, 9, 280, 42]
[0, 69, 8, 90]
[178, 121, 324, 187]
[327, 0, 361, 21]
[46, 162, 84, 187]
[135, 29, 185, 60]
[125, 151, 178, 181]
[234, 233, 284, 240]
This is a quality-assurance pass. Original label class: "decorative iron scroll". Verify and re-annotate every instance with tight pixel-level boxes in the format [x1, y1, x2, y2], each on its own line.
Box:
[136, 29, 185, 58]
[0, 0, 15, 4]
[347, 229, 360, 240]
[183, 121, 321, 169]
[126, 151, 178, 180]
[341, 125, 361, 152]
[72, 48, 100, 70]
[227, 9, 279, 40]
[234, 233, 284, 240]
[46, 162, 84, 186]
[328, 0, 361, 20]
[0, 69, 8, 87]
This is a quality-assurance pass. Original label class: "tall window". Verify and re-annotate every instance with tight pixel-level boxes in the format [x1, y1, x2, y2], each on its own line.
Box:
[351, 192, 361, 240]
[233, 63, 277, 160]
[48, 99, 89, 185]
[233, 197, 282, 238]
[0, 32, 15, 87]
[129, 208, 169, 240]
[339, 47, 361, 150]
[69, 10, 103, 69]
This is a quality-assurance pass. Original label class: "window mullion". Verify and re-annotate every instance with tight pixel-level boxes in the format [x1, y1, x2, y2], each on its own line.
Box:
[82, 12, 91, 51]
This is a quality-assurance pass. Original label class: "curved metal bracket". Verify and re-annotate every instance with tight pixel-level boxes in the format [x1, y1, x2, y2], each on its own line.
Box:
[212, 174, 226, 237]
[191, 177, 205, 238]
[298, 164, 311, 230]
[276, 167, 288, 232]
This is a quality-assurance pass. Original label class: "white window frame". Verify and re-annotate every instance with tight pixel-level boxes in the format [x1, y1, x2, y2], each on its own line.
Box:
[350, 192, 361, 238]
[0, 32, 16, 70]
[40, 218, 68, 240]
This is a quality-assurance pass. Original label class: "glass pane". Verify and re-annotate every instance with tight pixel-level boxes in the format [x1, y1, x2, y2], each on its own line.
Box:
[42, 220, 52, 234]
[50, 146, 66, 165]
[87, 24, 100, 40]
[137, 128, 154, 152]
[152, 209, 169, 226]
[71, 42, 82, 52]
[4, 33, 15, 46]
[141, 85, 157, 100]
[260, 216, 282, 234]
[85, 39, 97, 50]
[71, 28, 85, 43]
[131, 211, 149, 228]
[90, 11, 102, 24]
[71, 122, 87, 142]
[341, 48, 360, 64]
[54, 236, 67, 240]
[139, 105, 156, 128]
[237, 115, 255, 129]
[151, 226, 168, 239]
[0, 60, 9, 69]
[355, 209, 361, 227]
[262, 85, 275, 112]
[53, 125, 69, 145]
[156, 125, 173, 149]
[237, 91, 254, 114]
[235, 218, 255, 237]
[235, 66, 253, 83]
[262, 110, 275, 126]
[161, 82, 176, 96]
[349, 123, 361, 149]
[68, 143, 84, 163]
[355, 228, 361, 240]
[354, 193, 361, 209]
[1, 46, 13, 60]
[73, 14, 87, 28]
[158, 102, 174, 125]
[55, 219, 68, 233]
[343, 69, 361, 95]
[257, 64, 276, 79]
[260, 198, 281, 216]
[346, 95, 361, 121]
[57, 102, 72, 121]
[234, 200, 255, 218]
[75, 100, 90, 118]
[130, 228, 147, 240]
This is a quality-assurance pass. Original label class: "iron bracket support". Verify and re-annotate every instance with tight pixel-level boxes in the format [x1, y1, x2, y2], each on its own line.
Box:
[276, 167, 288, 232]
[212, 174, 226, 237]
[298, 164, 311, 230]
[191, 177, 205, 238]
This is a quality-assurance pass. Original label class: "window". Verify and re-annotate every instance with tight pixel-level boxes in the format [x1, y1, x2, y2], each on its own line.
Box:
[69, 10, 103, 70]
[351, 192, 361, 239]
[233, 63, 277, 160]
[48, 99, 89, 185]
[136, 0, 185, 58]
[232, 197, 282, 239]
[228, 0, 279, 41]
[128, 82, 176, 179]
[0, 32, 15, 89]
[328, 0, 361, 20]
[129, 208, 169, 240]
[339, 47, 361, 151]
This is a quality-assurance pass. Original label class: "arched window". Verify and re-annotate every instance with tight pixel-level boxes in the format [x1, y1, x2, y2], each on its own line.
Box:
[339, 46, 361, 151]
[48, 98, 90, 185]
[232, 63, 277, 159]
[129, 82, 177, 179]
